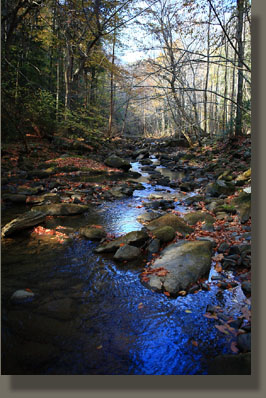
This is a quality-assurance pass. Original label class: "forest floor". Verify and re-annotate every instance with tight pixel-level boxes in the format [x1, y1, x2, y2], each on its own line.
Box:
[1, 133, 251, 374]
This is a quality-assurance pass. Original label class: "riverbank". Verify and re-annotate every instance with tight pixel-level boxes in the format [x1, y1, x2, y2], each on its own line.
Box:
[1, 134, 251, 374]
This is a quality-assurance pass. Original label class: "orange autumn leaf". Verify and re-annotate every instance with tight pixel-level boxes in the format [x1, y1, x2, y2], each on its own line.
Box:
[25, 288, 33, 293]
[164, 291, 170, 297]
[119, 243, 125, 247]
[215, 264, 223, 273]
[191, 340, 199, 347]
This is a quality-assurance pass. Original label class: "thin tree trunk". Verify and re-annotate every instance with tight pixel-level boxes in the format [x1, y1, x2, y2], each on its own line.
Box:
[235, 0, 244, 136]
[204, 3, 211, 134]
[108, 29, 116, 138]
[223, 36, 229, 134]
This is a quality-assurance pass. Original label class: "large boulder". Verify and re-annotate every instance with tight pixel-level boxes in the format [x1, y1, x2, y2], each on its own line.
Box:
[80, 226, 107, 240]
[95, 230, 149, 253]
[152, 226, 176, 243]
[104, 155, 131, 171]
[137, 211, 162, 224]
[146, 213, 193, 236]
[113, 244, 141, 261]
[34, 203, 89, 216]
[183, 211, 215, 226]
[143, 240, 213, 295]
[231, 191, 251, 223]
[1, 210, 47, 237]
[205, 180, 235, 197]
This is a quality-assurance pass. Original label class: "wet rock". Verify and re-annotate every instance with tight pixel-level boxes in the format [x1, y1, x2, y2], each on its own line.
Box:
[241, 281, 251, 295]
[34, 203, 89, 216]
[205, 180, 235, 197]
[2, 193, 27, 203]
[139, 158, 153, 165]
[183, 211, 215, 226]
[147, 238, 161, 254]
[179, 182, 191, 192]
[235, 168, 251, 186]
[110, 185, 134, 198]
[17, 185, 44, 195]
[1, 210, 47, 237]
[95, 230, 149, 253]
[195, 236, 216, 248]
[144, 240, 212, 295]
[104, 155, 131, 171]
[80, 226, 107, 240]
[237, 333, 251, 352]
[137, 211, 162, 224]
[152, 226, 176, 243]
[208, 353, 251, 374]
[35, 298, 77, 320]
[146, 213, 193, 236]
[11, 289, 35, 302]
[183, 195, 205, 206]
[231, 191, 251, 223]
[114, 244, 141, 261]
[217, 242, 230, 253]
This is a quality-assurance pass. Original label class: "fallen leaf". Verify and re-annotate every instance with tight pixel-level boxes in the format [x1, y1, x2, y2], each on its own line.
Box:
[203, 313, 218, 319]
[191, 340, 198, 347]
[230, 341, 239, 353]
[185, 310, 192, 313]
[215, 324, 230, 334]
[164, 291, 170, 297]
[96, 345, 103, 350]
[178, 290, 187, 296]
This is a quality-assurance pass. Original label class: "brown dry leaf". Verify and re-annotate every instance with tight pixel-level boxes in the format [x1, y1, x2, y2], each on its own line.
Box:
[215, 324, 230, 335]
[191, 340, 199, 347]
[178, 290, 187, 296]
[138, 303, 144, 309]
[212, 253, 224, 262]
[164, 291, 170, 297]
[203, 313, 218, 320]
[230, 341, 239, 353]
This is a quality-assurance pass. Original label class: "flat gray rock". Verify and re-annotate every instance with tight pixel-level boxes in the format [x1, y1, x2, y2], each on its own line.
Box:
[144, 240, 212, 295]
[95, 230, 149, 253]
[34, 203, 89, 216]
[114, 244, 141, 261]
[2, 210, 47, 237]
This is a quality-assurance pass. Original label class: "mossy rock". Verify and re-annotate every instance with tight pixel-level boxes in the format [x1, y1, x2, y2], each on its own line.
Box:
[146, 213, 193, 236]
[235, 168, 251, 186]
[152, 226, 176, 243]
[80, 226, 107, 240]
[95, 230, 149, 253]
[183, 211, 215, 226]
[144, 240, 213, 295]
[34, 203, 89, 216]
[206, 180, 235, 197]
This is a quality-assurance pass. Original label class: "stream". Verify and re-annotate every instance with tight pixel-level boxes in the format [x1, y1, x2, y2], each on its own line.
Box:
[1, 159, 248, 375]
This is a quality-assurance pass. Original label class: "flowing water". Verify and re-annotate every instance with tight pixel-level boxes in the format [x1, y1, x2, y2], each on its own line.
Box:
[1, 160, 248, 375]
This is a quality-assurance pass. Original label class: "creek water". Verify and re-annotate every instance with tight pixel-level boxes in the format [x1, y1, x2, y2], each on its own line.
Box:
[1, 160, 248, 374]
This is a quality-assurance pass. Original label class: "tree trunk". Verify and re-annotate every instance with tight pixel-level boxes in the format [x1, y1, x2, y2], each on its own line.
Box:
[204, 3, 211, 135]
[235, 0, 244, 136]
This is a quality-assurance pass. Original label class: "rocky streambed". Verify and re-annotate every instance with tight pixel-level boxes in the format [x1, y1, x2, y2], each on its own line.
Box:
[1, 138, 251, 374]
